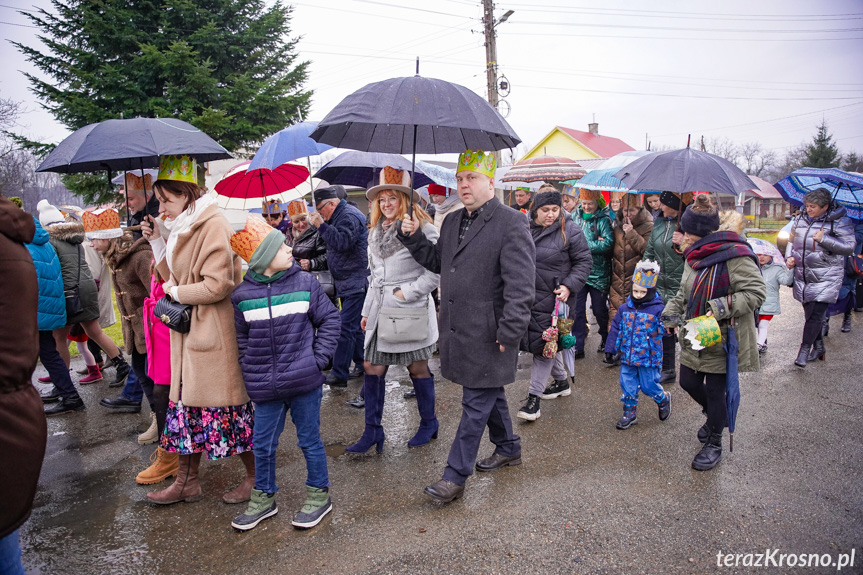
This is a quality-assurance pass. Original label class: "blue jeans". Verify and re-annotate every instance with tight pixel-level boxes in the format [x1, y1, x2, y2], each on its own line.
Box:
[39, 330, 76, 398]
[0, 530, 25, 575]
[252, 387, 329, 494]
[332, 290, 366, 379]
[619, 364, 665, 406]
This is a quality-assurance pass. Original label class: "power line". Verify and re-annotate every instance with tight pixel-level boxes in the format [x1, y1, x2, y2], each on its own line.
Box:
[502, 3, 863, 20]
[506, 20, 863, 34]
[519, 84, 863, 101]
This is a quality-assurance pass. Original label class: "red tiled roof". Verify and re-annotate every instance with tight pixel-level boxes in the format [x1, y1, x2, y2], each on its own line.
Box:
[557, 126, 635, 158]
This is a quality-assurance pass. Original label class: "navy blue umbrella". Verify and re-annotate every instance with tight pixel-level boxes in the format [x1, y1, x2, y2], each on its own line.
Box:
[35, 117, 232, 174]
[615, 147, 755, 197]
[314, 151, 433, 189]
[724, 316, 741, 453]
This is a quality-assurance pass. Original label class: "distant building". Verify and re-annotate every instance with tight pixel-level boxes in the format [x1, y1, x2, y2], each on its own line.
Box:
[522, 123, 635, 162]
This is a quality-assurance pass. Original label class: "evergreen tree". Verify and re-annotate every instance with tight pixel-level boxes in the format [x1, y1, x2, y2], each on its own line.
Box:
[842, 152, 863, 173]
[14, 0, 311, 205]
[802, 120, 840, 169]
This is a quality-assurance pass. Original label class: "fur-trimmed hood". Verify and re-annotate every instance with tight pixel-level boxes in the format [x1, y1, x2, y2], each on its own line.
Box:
[46, 220, 86, 244]
[104, 227, 151, 269]
[718, 210, 746, 235]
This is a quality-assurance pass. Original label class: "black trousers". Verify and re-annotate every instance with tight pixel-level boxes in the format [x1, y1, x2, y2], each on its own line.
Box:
[802, 301, 829, 347]
[442, 386, 521, 485]
[679, 365, 727, 434]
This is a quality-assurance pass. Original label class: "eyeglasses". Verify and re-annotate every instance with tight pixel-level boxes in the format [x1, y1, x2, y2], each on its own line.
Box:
[378, 196, 399, 205]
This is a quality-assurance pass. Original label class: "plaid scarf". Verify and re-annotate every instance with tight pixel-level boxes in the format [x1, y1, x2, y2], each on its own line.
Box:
[684, 231, 758, 319]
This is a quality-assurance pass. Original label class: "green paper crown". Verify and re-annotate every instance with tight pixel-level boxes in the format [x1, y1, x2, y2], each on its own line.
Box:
[457, 149, 496, 178]
[158, 155, 197, 184]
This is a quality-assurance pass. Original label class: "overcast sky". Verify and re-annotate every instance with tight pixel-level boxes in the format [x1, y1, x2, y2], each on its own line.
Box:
[2, 0, 862, 165]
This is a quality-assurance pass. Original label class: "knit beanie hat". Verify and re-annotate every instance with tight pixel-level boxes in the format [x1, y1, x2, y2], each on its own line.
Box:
[37, 199, 65, 227]
[230, 214, 287, 274]
[530, 190, 562, 218]
[679, 194, 719, 237]
[659, 191, 695, 212]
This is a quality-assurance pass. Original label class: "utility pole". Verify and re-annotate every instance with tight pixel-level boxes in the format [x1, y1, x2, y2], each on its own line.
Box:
[483, 0, 499, 111]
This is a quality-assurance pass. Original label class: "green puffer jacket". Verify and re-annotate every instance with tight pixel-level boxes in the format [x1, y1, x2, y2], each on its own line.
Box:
[572, 206, 613, 291]
[643, 216, 685, 302]
[662, 255, 766, 374]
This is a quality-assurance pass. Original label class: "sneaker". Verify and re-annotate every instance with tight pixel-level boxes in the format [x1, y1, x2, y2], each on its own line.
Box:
[658, 391, 672, 421]
[616, 405, 637, 430]
[403, 387, 417, 399]
[344, 395, 365, 409]
[232, 489, 278, 531]
[292, 486, 332, 529]
[348, 365, 364, 379]
[596, 338, 607, 353]
[516, 394, 541, 421]
[540, 379, 571, 400]
[757, 344, 767, 355]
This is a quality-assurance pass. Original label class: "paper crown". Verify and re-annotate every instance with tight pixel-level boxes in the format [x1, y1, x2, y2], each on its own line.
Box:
[428, 183, 450, 197]
[561, 184, 578, 197]
[125, 172, 153, 193]
[684, 314, 722, 351]
[578, 188, 601, 201]
[287, 199, 309, 219]
[262, 200, 286, 215]
[230, 214, 277, 263]
[157, 155, 197, 184]
[366, 166, 419, 201]
[633, 260, 660, 289]
[620, 193, 642, 208]
[457, 150, 496, 178]
[82, 208, 123, 240]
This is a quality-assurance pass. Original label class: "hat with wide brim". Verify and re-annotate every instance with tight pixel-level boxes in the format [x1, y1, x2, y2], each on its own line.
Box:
[366, 166, 422, 202]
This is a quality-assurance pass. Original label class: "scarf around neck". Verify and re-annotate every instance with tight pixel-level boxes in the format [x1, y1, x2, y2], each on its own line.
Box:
[164, 193, 217, 273]
[683, 231, 758, 319]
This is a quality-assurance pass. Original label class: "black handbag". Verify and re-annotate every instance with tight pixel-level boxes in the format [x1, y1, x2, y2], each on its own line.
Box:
[312, 269, 335, 298]
[153, 293, 193, 334]
[64, 245, 84, 319]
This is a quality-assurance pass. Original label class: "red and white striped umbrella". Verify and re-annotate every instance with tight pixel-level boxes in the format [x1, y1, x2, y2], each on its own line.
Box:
[500, 155, 587, 183]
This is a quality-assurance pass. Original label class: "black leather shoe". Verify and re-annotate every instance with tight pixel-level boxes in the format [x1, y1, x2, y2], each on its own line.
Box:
[99, 394, 142, 413]
[325, 373, 348, 388]
[424, 480, 464, 503]
[573, 350, 586, 360]
[476, 453, 522, 472]
[348, 365, 365, 379]
[40, 386, 61, 403]
[692, 432, 723, 471]
[44, 395, 85, 416]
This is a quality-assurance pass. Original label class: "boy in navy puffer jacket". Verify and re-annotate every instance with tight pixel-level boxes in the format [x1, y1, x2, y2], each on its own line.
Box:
[605, 261, 671, 430]
[229, 215, 340, 531]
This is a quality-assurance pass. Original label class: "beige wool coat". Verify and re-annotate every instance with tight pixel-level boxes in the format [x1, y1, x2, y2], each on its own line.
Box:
[155, 204, 248, 408]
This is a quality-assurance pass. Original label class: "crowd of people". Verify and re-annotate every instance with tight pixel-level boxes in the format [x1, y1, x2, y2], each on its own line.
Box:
[2, 148, 862, 569]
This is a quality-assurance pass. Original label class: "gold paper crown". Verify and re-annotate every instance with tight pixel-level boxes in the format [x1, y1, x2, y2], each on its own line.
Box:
[230, 214, 275, 263]
[561, 184, 578, 197]
[157, 155, 197, 184]
[125, 172, 154, 193]
[287, 199, 308, 219]
[633, 260, 660, 289]
[262, 200, 286, 215]
[82, 208, 123, 240]
[578, 188, 601, 201]
[457, 150, 496, 178]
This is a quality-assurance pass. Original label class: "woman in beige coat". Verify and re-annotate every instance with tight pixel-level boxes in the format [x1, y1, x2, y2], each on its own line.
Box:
[141, 156, 254, 506]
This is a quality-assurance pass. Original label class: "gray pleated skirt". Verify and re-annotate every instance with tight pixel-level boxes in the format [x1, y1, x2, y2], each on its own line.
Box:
[365, 330, 436, 366]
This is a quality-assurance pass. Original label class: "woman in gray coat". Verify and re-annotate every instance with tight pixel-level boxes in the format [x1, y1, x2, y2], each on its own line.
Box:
[346, 168, 440, 454]
[785, 188, 856, 367]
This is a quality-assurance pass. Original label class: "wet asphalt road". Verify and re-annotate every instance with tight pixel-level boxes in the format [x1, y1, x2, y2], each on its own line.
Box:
[20, 289, 863, 574]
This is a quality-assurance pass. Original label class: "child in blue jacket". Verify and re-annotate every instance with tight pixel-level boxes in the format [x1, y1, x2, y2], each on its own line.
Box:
[229, 215, 341, 531]
[605, 261, 671, 429]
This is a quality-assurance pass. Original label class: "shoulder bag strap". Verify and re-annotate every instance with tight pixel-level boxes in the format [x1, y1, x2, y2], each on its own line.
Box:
[75, 244, 82, 288]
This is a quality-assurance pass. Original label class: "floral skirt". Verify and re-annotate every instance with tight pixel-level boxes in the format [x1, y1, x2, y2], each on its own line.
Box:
[160, 399, 254, 460]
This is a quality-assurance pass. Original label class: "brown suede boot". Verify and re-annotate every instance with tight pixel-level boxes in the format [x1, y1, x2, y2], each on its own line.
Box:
[222, 451, 255, 504]
[146, 453, 203, 505]
[136, 447, 179, 485]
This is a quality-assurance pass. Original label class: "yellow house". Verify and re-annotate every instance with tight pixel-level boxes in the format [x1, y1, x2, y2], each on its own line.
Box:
[522, 124, 635, 162]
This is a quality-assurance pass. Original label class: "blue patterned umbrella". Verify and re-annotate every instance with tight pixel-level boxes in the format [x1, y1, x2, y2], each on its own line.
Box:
[774, 168, 863, 220]
[567, 168, 633, 193]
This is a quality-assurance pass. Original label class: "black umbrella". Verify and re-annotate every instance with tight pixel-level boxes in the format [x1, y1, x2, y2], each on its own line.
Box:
[314, 151, 434, 189]
[614, 147, 755, 197]
[310, 73, 520, 213]
[36, 117, 232, 223]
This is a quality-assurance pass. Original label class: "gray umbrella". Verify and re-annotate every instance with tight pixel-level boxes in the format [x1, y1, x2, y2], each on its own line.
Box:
[310, 74, 520, 213]
[614, 147, 755, 197]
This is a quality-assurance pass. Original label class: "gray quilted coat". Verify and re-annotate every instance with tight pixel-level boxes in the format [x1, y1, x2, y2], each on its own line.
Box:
[787, 204, 856, 304]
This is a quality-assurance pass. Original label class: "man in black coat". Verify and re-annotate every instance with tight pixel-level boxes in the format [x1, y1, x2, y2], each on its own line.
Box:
[399, 150, 536, 503]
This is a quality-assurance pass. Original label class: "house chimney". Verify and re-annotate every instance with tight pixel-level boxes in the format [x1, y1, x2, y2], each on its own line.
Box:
[588, 122, 599, 136]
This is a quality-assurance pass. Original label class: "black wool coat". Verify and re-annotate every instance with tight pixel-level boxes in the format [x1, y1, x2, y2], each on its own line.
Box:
[521, 217, 592, 355]
[399, 197, 536, 388]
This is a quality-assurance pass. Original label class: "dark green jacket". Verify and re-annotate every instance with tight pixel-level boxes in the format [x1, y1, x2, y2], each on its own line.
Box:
[643, 216, 686, 302]
[572, 206, 613, 292]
